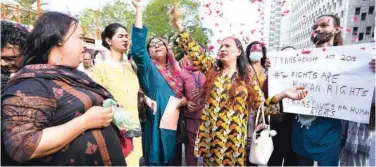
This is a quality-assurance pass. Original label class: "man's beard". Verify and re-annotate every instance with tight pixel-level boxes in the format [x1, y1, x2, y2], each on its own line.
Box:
[311, 32, 334, 45]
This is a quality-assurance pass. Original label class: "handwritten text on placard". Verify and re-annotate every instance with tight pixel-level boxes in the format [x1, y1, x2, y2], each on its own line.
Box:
[268, 43, 375, 124]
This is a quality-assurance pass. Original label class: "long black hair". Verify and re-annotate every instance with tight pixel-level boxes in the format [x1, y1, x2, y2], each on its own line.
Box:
[21, 12, 78, 67]
[245, 41, 267, 68]
[218, 37, 250, 80]
[203, 37, 254, 107]
[101, 23, 127, 50]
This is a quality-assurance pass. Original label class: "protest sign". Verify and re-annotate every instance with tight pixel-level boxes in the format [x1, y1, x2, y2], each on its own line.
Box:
[268, 43, 375, 123]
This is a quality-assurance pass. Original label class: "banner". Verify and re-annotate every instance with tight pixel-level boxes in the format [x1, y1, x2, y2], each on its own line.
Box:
[268, 43, 375, 124]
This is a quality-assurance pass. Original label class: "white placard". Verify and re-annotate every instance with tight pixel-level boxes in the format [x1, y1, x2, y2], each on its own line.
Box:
[268, 43, 375, 124]
[160, 96, 180, 130]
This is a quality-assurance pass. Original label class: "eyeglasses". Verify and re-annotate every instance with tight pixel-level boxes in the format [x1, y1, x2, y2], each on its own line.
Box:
[1, 56, 18, 63]
[149, 40, 164, 48]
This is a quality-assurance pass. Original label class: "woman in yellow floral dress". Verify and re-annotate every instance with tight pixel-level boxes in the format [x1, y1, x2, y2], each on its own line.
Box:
[171, 7, 308, 166]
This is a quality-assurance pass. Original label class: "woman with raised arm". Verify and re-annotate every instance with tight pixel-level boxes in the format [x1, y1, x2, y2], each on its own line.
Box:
[130, 0, 187, 165]
[171, 6, 308, 166]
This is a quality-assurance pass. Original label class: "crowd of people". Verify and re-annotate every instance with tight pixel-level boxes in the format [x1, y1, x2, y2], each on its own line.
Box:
[1, 0, 375, 166]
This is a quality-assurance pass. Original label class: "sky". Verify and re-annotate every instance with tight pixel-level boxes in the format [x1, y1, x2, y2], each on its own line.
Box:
[27, 0, 262, 53]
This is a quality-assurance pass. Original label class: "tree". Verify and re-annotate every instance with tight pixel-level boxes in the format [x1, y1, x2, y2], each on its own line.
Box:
[79, 0, 134, 38]
[79, 9, 97, 38]
[11, 0, 37, 25]
[100, 0, 134, 32]
[144, 0, 208, 46]
[78, 0, 208, 50]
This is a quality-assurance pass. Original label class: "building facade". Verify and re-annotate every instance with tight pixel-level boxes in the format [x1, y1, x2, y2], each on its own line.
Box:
[261, 0, 284, 51]
[285, 0, 375, 49]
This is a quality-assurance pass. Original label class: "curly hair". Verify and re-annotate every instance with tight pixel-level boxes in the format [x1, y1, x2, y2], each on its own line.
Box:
[1, 20, 29, 50]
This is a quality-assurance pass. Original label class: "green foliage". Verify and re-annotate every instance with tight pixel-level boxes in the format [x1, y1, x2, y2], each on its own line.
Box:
[79, 0, 209, 54]
[13, 0, 37, 25]
[79, 0, 134, 38]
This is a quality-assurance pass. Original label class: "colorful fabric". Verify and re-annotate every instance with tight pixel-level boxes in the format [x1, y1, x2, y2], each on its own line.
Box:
[152, 60, 183, 98]
[131, 26, 179, 165]
[1, 64, 126, 165]
[176, 32, 276, 166]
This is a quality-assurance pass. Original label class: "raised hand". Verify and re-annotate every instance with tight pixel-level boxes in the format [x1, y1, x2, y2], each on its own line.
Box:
[132, 0, 143, 8]
[133, 0, 143, 28]
[170, 6, 184, 33]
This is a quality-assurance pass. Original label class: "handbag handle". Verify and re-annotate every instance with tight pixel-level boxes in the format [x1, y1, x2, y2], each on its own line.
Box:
[254, 101, 266, 127]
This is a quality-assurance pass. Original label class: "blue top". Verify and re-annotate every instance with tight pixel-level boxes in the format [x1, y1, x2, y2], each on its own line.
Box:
[131, 25, 177, 165]
[292, 117, 342, 165]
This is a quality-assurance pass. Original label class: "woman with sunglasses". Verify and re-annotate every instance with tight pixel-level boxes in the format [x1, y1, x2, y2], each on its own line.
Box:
[130, 0, 187, 165]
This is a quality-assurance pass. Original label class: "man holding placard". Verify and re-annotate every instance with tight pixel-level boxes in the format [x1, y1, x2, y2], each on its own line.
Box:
[268, 14, 375, 166]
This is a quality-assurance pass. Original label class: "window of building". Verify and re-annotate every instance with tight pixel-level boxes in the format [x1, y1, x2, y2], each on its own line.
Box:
[369, 6, 374, 14]
[355, 7, 361, 15]
[361, 13, 367, 20]
[372, 32, 374, 38]
[366, 26, 372, 35]
[339, 0, 342, 6]
[341, 10, 344, 17]
[359, 32, 364, 41]
[353, 27, 358, 35]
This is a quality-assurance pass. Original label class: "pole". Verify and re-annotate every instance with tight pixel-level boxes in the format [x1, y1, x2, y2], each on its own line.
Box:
[16, 5, 20, 22]
[37, 0, 41, 18]
[96, 9, 100, 39]
[1, 4, 6, 20]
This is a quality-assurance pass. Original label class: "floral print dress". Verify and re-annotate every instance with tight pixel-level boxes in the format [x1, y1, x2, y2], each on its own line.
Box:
[176, 32, 278, 166]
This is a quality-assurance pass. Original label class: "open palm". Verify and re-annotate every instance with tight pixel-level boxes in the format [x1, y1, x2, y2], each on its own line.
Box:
[285, 87, 308, 100]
